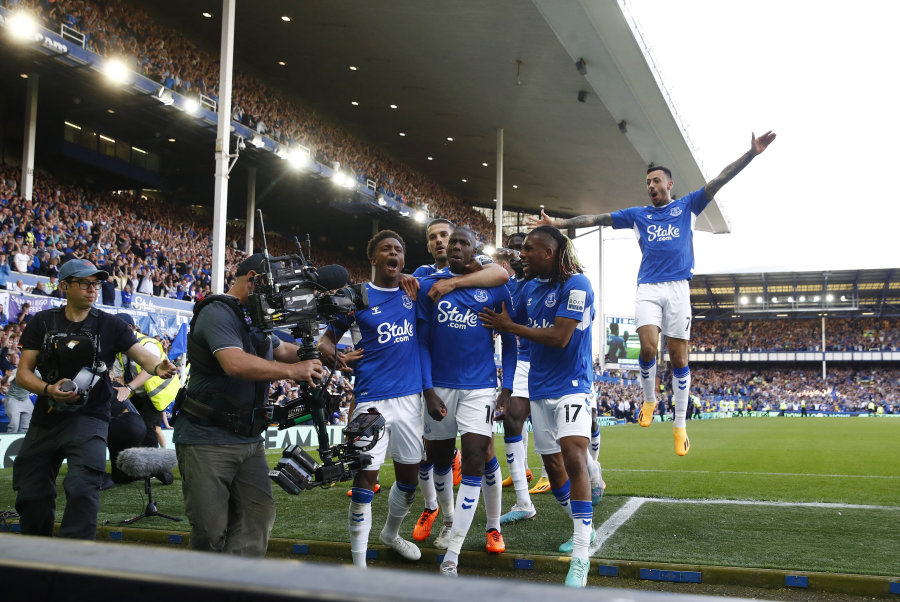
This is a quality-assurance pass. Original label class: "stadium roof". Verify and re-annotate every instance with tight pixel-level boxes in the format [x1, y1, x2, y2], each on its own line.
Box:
[138, 0, 729, 233]
[691, 269, 900, 318]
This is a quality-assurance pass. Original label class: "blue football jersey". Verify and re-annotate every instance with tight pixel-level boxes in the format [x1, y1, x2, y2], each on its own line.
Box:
[610, 188, 709, 284]
[507, 275, 532, 362]
[417, 270, 516, 390]
[524, 274, 595, 400]
[328, 283, 421, 402]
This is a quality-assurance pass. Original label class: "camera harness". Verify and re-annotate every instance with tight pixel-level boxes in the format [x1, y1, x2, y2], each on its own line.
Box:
[37, 307, 105, 412]
[178, 295, 271, 437]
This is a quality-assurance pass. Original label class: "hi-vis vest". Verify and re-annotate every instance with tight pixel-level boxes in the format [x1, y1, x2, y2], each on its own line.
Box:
[118, 333, 180, 411]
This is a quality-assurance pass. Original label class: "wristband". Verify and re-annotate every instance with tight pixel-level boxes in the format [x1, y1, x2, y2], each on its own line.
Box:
[153, 361, 163, 376]
[126, 384, 134, 392]
[43, 383, 50, 397]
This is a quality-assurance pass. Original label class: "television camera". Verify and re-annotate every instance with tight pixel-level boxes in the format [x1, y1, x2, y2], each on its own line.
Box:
[246, 214, 383, 494]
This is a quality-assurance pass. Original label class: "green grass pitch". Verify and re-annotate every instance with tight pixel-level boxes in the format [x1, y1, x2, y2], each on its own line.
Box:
[1, 416, 897, 576]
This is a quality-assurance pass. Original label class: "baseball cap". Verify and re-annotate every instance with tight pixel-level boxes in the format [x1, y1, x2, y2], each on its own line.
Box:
[117, 313, 135, 328]
[59, 258, 109, 281]
[236, 252, 267, 277]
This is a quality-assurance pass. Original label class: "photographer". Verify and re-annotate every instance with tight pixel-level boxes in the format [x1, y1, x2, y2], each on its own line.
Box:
[173, 253, 324, 557]
[12, 259, 177, 540]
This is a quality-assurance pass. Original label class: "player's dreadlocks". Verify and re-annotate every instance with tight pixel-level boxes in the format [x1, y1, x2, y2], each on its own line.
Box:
[531, 226, 584, 284]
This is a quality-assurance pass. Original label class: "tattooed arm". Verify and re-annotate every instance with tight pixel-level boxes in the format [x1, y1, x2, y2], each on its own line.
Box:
[526, 210, 613, 230]
[705, 131, 776, 201]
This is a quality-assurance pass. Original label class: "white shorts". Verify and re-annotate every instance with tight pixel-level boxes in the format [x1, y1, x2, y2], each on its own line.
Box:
[511, 360, 530, 399]
[351, 394, 424, 470]
[424, 387, 495, 440]
[530, 393, 593, 455]
[635, 280, 692, 340]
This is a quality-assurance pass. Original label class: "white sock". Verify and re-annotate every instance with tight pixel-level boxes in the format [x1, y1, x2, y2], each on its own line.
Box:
[586, 451, 602, 489]
[434, 465, 454, 524]
[521, 427, 530, 471]
[349, 488, 374, 568]
[590, 425, 601, 462]
[419, 463, 437, 511]
[570, 500, 593, 559]
[443, 476, 483, 565]
[482, 458, 502, 531]
[639, 357, 657, 404]
[673, 366, 691, 428]
[504, 437, 532, 508]
[381, 481, 416, 541]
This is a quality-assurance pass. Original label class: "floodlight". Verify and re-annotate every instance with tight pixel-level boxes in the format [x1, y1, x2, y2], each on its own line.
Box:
[756, 296, 763, 304]
[739, 296, 749, 305]
[771, 296, 778, 303]
[155, 87, 174, 106]
[377, 196, 387, 207]
[103, 58, 130, 85]
[813, 295, 821, 302]
[799, 295, 806, 302]
[840, 295, 847, 302]
[826, 294, 834, 302]
[249, 134, 265, 148]
[414, 210, 426, 223]
[184, 97, 200, 114]
[287, 147, 310, 168]
[9, 12, 39, 42]
[275, 145, 290, 160]
[788, 296, 795, 303]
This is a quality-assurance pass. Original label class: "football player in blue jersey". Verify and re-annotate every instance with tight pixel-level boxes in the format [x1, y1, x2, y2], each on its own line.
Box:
[318, 230, 424, 568]
[491, 234, 542, 525]
[479, 226, 597, 587]
[417, 227, 517, 577]
[530, 131, 776, 456]
[407, 218, 509, 543]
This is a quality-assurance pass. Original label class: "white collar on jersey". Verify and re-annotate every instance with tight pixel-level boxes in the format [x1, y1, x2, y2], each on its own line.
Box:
[368, 283, 400, 292]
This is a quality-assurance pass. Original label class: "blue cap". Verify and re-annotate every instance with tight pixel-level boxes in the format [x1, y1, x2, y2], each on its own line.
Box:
[59, 259, 109, 282]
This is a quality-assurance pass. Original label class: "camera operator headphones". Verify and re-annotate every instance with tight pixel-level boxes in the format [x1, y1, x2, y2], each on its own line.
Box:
[37, 307, 106, 412]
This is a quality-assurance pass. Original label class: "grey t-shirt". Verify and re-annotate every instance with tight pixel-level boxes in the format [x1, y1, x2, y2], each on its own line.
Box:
[173, 299, 279, 445]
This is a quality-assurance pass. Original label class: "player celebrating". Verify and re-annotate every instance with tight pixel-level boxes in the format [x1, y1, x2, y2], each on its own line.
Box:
[418, 227, 517, 577]
[408, 217, 508, 544]
[529, 131, 776, 455]
[479, 226, 596, 588]
[319, 230, 423, 568]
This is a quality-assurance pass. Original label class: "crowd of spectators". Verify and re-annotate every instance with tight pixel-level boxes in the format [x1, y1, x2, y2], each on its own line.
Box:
[691, 318, 900, 352]
[17, 0, 495, 242]
[0, 162, 371, 306]
[592, 364, 900, 419]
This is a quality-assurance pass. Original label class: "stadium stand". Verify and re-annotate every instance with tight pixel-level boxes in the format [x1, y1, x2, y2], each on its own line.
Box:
[20, 0, 494, 241]
[691, 317, 900, 352]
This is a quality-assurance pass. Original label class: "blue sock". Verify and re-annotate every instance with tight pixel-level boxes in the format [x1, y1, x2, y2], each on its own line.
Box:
[552, 479, 572, 517]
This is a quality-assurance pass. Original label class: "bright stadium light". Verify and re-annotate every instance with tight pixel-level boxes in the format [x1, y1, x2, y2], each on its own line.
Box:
[813, 295, 821, 302]
[249, 134, 265, 148]
[103, 58, 130, 84]
[826, 294, 834, 302]
[756, 296, 763, 304]
[771, 296, 778, 303]
[287, 148, 310, 168]
[483, 245, 496, 256]
[840, 295, 847, 302]
[377, 196, 387, 206]
[9, 12, 39, 41]
[739, 296, 749, 305]
[155, 87, 174, 106]
[184, 97, 201, 114]
[788, 296, 795, 303]
[799, 295, 806, 302]
[414, 210, 426, 223]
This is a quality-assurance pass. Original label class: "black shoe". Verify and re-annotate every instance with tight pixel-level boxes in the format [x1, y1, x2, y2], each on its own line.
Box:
[154, 470, 175, 486]
[100, 473, 116, 491]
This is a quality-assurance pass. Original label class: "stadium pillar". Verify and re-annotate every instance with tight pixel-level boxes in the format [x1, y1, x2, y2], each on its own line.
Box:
[211, 0, 237, 294]
[21, 73, 38, 202]
[597, 227, 605, 373]
[495, 128, 503, 248]
[822, 316, 827, 380]
[245, 167, 256, 254]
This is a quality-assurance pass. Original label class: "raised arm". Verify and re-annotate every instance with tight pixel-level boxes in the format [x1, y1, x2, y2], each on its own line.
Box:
[705, 130, 776, 201]
[526, 209, 613, 230]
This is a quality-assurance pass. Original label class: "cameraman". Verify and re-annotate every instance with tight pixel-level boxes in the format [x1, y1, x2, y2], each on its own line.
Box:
[174, 253, 323, 557]
[12, 259, 177, 540]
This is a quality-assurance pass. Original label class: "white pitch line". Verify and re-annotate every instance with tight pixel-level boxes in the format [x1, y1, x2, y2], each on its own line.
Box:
[605, 468, 900, 479]
[643, 497, 900, 511]
[589, 496, 899, 556]
[589, 496, 647, 555]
